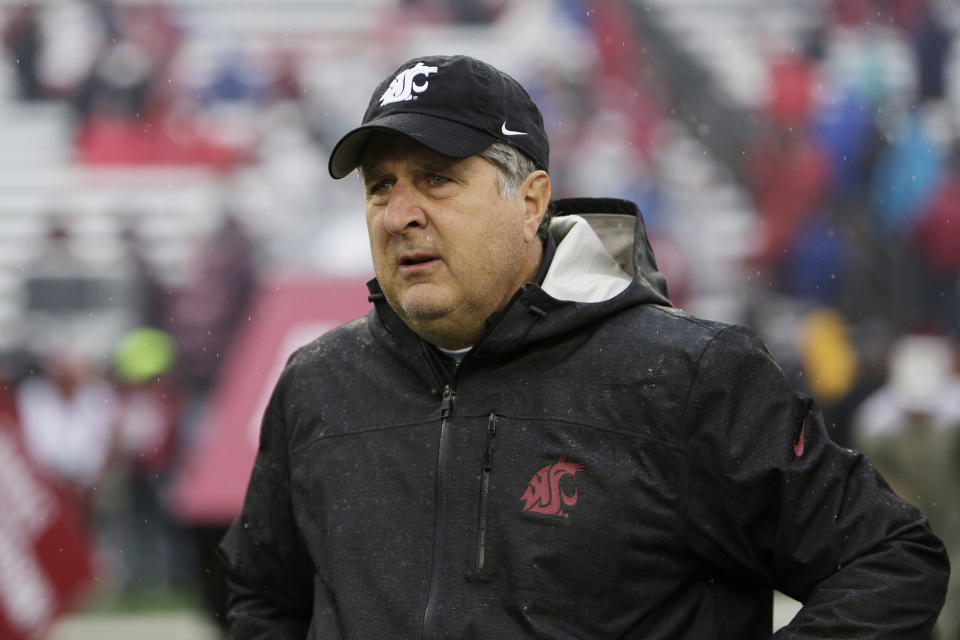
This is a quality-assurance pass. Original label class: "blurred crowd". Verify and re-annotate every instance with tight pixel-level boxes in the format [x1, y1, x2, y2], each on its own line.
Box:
[4, 209, 255, 630]
[0, 0, 958, 637]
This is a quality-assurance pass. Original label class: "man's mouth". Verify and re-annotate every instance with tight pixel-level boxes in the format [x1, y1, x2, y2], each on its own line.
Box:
[398, 253, 440, 269]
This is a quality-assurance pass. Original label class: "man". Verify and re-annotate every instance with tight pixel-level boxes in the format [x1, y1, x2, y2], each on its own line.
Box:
[219, 55, 948, 639]
[853, 334, 960, 640]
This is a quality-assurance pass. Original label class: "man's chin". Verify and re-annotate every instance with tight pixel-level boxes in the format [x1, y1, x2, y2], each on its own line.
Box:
[396, 299, 452, 323]
[381, 283, 438, 313]
[387, 283, 453, 318]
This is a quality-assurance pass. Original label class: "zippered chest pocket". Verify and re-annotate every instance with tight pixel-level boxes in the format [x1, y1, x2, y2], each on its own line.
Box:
[475, 413, 499, 577]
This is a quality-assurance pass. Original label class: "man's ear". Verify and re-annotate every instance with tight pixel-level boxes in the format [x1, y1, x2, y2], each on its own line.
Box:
[522, 170, 551, 242]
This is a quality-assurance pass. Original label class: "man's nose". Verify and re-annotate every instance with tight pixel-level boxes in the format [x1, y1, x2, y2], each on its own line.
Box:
[383, 180, 427, 235]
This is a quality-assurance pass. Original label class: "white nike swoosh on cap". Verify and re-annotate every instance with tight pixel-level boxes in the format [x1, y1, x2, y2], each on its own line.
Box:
[501, 122, 527, 136]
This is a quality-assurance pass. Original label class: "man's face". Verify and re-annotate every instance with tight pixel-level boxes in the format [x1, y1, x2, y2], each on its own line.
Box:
[361, 134, 547, 349]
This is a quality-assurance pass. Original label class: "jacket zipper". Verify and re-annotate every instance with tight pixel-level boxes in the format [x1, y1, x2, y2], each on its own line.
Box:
[475, 413, 498, 577]
[421, 384, 455, 640]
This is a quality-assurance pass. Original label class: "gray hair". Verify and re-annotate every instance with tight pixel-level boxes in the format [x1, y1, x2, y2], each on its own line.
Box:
[479, 142, 552, 240]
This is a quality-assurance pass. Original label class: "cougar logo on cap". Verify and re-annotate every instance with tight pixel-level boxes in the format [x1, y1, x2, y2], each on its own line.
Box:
[379, 62, 439, 107]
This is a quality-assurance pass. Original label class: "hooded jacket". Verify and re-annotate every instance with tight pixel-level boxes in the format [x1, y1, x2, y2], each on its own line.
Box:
[220, 197, 948, 639]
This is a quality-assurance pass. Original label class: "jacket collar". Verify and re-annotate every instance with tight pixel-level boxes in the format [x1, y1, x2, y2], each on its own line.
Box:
[365, 197, 672, 367]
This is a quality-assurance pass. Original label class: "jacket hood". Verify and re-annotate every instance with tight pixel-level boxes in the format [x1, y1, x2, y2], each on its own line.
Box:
[547, 197, 671, 304]
[366, 197, 672, 364]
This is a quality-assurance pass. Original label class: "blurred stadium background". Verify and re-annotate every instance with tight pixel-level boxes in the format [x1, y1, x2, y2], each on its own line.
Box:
[1, 0, 958, 638]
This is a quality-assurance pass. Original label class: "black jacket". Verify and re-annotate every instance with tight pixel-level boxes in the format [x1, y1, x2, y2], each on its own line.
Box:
[220, 198, 948, 639]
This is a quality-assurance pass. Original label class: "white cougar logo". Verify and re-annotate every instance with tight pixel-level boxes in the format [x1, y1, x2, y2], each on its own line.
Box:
[379, 62, 439, 106]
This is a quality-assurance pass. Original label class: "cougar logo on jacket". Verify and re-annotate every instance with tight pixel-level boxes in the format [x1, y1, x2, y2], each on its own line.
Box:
[379, 62, 439, 106]
[520, 457, 585, 517]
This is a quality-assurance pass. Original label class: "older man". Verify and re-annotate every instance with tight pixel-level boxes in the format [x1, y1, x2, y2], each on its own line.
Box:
[220, 55, 948, 639]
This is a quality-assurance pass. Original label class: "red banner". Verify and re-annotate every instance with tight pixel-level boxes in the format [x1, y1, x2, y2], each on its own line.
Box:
[0, 385, 95, 640]
[171, 272, 372, 524]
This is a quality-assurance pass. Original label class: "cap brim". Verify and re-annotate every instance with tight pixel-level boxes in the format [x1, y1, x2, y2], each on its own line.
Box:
[328, 112, 497, 179]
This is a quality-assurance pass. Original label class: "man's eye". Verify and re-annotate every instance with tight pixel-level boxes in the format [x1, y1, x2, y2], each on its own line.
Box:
[427, 174, 451, 187]
[368, 180, 393, 195]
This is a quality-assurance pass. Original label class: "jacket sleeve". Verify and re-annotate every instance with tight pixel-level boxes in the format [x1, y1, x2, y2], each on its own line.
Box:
[217, 365, 314, 639]
[679, 325, 949, 639]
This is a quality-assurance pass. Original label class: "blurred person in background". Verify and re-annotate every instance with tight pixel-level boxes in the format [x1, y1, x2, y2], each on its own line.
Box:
[2, 4, 43, 101]
[166, 212, 257, 403]
[792, 308, 892, 449]
[110, 326, 190, 595]
[0, 355, 98, 639]
[163, 211, 258, 632]
[853, 334, 960, 640]
[220, 54, 947, 639]
[26, 0, 114, 103]
[15, 346, 118, 505]
[13, 344, 128, 592]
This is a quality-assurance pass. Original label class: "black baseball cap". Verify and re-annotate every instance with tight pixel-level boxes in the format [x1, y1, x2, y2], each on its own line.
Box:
[328, 54, 549, 179]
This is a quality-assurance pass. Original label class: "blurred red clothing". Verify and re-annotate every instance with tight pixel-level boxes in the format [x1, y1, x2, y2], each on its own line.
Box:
[766, 54, 818, 131]
[746, 130, 832, 266]
[913, 175, 960, 275]
[75, 114, 248, 168]
[0, 375, 95, 640]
